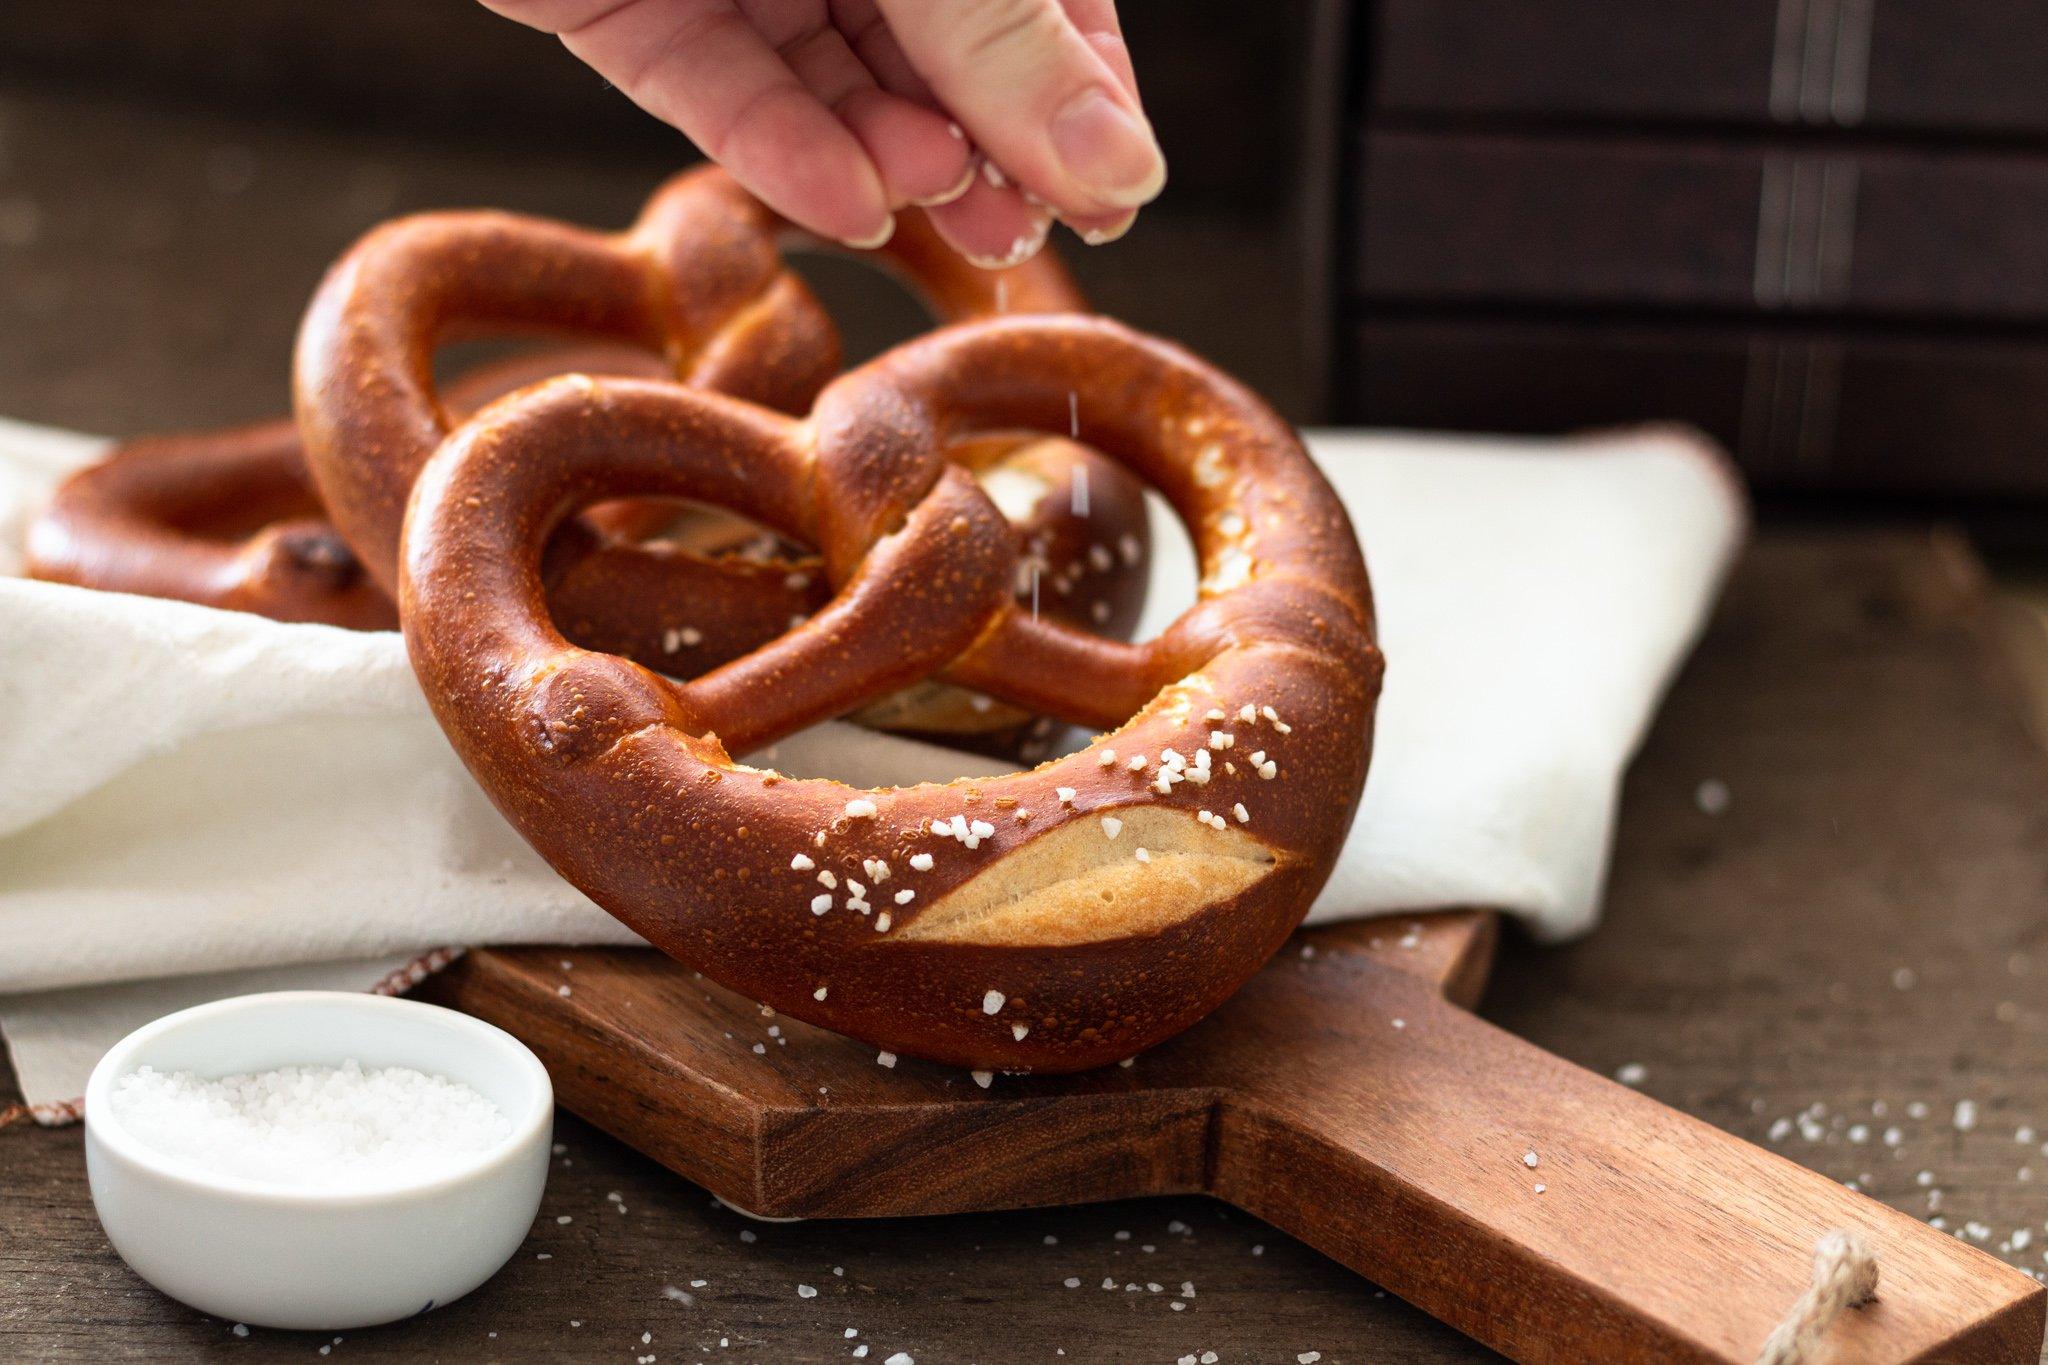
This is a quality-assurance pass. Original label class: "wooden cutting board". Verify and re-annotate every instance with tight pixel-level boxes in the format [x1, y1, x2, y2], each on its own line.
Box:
[425, 899, 2045, 1361]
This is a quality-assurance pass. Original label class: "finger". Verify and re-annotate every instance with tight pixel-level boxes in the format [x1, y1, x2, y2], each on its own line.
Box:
[874, 0, 1165, 219]
[923, 171, 1053, 270]
[827, 0, 939, 106]
[838, 88, 977, 207]
[1058, 207, 1136, 246]
[1058, 0, 1139, 99]
[744, 1, 973, 212]
[505, 0, 895, 245]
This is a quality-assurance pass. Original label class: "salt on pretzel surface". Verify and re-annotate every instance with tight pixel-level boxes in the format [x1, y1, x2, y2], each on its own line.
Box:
[401, 315, 1380, 1072]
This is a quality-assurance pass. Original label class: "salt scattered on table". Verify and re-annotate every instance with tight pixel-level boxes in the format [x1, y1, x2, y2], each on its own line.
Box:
[107, 1060, 510, 1190]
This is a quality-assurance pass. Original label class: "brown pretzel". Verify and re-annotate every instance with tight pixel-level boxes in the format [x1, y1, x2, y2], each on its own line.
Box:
[22, 344, 662, 629]
[401, 315, 1380, 1072]
[296, 165, 1079, 596]
[293, 164, 1149, 733]
[30, 167, 1146, 704]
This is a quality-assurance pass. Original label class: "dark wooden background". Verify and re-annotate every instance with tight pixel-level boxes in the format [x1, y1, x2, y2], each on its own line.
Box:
[5, 5, 2048, 1361]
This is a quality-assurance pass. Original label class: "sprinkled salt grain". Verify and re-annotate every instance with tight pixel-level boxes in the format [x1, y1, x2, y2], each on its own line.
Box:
[1097, 748, 1118, 767]
[232, 1324, 250, 1338]
[1134, 848, 1151, 863]
[1955, 1100, 1979, 1132]
[885, 1353, 915, 1365]
[797, 1284, 817, 1298]
[811, 894, 832, 915]
[1616, 1063, 1648, 1086]
[877, 1051, 897, 1068]
[1523, 1150, 1539, 1168]
[1299, 1354, 1323, 1364]
[983, 990, 1006, 1015]
[1209, 731, 1233, 750]
[972, 1071, 993, 1089]
[909, 853, 934, 871]
[1101, 816, 1123, 840]
[970, 819, 995, 839]
[875, 913, 892, 932]
[1232, 803, 1249, 823]
[818, 870, 838, 889]
[790, 853, 814, 872]
[813, 986, 828, 1001]
[894, 889, 915, 905]
[108, 1061, 510, 1189]
[1127, 754, 1148, 771]
[1012, 1024, 1030, 1041]
[1064, 1277, 1081, 1288]
[844, 799, 877, 819]
[1055, 787, 1076, 804]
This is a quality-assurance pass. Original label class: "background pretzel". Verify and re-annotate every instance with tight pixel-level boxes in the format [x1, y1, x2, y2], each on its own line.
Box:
[401, 315, 1380, 1073]
[29, 168, 1148, 745]
[22, 343, 659, 630]
[293, 163, 1148, 733]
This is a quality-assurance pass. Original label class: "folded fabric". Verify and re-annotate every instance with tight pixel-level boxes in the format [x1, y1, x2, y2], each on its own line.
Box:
[0, 416, 1745, 1116]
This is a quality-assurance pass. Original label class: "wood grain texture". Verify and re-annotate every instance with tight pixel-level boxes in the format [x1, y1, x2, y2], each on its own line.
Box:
[430, 911, 2041, 1360]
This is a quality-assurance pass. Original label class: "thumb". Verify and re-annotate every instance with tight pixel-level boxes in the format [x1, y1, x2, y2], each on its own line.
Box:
[874, 0, 1165, 220]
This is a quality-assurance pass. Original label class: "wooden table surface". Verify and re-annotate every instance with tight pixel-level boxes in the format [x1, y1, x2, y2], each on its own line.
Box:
[5, 81, 2048, 1365]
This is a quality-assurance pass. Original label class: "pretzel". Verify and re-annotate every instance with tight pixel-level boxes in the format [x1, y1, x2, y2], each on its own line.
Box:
[31, 166, 1147, 714]
[293, 163, 1149, 733]
[295, 164, 1082, 599]
[23, 345, 664, 628]
[401, 315, 1380, 1072]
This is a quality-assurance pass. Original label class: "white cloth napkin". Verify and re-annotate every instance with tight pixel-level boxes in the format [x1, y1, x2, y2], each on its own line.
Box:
[0, 417, 1744, 1118]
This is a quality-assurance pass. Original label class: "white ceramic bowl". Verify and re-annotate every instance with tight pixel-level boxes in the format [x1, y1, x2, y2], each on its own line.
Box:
[85, 990, 552, 1330]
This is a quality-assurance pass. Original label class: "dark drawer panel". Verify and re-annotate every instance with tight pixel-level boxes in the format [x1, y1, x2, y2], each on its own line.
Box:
[1370, 0, 2048, 136]
[1357, 133, 2048, 321]
[1345, 317, 2048, 497]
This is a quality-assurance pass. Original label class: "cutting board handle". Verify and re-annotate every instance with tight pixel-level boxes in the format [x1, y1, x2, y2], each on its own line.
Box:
[1205, 960, 2043, 1363]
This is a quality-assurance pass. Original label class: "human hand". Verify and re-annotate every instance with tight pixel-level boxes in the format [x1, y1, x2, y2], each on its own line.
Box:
[482, 0, 1165, 266]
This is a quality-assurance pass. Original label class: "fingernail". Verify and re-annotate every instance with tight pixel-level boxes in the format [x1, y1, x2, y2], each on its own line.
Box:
[913, 156, 979, 208]
[1075, 211, 1137, 246]
[839, 216, 896, 250]
[963, 211, 1053, 270]
[1050, 87, 1165, 208]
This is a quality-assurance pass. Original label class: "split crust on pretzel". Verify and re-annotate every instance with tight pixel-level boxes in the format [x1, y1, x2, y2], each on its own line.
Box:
[401, 315, 1380, 1072]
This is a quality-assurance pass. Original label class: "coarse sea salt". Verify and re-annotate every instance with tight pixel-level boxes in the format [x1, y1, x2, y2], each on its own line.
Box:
[108, 1060, 511, 1190]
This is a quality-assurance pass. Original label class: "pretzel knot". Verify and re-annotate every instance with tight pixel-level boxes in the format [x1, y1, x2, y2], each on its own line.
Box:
[294, 165, 1103, 668]
[404, 315, 1381, 1073]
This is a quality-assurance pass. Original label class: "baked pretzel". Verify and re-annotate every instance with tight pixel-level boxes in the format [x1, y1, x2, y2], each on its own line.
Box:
[294, 163, 1149, 732]
[22, 345, 664, 629]
[31, 167, 1146, 693]
[401, 315, 1380, 1072]
[296, 164, 1080, 599]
